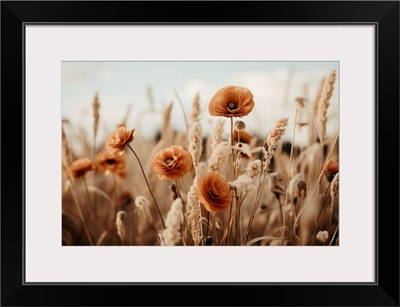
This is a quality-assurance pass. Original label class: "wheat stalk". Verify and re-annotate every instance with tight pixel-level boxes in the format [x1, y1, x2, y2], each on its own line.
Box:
[309, 77, 325, 143]
[317, 70, 336, 145]
[283, 98, 306, 231]
[208, 141, 230, 174]
[62, 125, 72, 167]
[161, 198, 183, 246]
[210, 119, 225, 154]
[242, 118, 289, 245]
[188, 121, 203, 168]
[162, 102, 174, 140]
[119, 104, 132, 127]
[116, 211, 127, 243]
[186, 180, 203, 245]
[328, 172, 339, 231]
[173, 88, 189, 132]
[92, 93, 100, 160]
[263, 118, 289, 171]
[190, 92, 201, 124]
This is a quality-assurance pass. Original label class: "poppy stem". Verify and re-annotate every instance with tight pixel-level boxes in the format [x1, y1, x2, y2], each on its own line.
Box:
[230, 117, 237, 179]
[174, 180, 183, 200]
[127, 144, 166, 229]
[224, 192, 244, 245]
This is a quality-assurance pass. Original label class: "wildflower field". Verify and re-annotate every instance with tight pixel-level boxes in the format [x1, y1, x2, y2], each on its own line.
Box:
[62, 66, 339, 246]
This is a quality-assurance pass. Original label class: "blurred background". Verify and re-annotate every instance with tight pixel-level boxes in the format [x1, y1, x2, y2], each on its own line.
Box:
[62, 61, 338, 151]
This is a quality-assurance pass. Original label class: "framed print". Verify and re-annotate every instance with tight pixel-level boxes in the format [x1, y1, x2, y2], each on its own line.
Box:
[1, 1, 399, 306]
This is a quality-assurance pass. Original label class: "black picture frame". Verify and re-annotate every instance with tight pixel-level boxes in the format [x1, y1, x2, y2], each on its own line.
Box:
[1, 1, 399, 306]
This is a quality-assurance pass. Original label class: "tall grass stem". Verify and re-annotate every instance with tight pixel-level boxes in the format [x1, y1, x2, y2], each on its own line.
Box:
[127, 144, 166, 229]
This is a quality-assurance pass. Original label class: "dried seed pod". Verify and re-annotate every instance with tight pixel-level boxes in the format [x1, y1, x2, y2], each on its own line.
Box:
[234, 120, 246, 131]
[295, 97, 306, 110]
[288, 173, 307, 206]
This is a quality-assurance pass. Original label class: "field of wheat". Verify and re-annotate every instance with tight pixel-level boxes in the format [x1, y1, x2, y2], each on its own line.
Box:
[61, 69, 339, 246]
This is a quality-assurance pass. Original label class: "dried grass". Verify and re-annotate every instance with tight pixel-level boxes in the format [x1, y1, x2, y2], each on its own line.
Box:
[62, 70, 339, 246]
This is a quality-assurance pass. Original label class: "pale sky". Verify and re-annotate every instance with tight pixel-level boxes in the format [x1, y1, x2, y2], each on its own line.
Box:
[62, 61, 339, 146]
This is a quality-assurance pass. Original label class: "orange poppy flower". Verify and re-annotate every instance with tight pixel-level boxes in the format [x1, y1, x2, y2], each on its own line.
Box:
[233, 130, 253, 145]
[106, 125, 135, 157]
[95, 151, 127, 179]
[208, 86, 255, 117]
[323, 159, 339, 182]
[196, 172, 231, 213]
[69, 158, 94, 179]
[151, 145, 193, 181]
